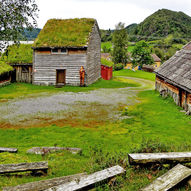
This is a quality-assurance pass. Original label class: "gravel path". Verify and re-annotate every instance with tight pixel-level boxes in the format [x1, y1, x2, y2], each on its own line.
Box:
[0, 77, 154, 127]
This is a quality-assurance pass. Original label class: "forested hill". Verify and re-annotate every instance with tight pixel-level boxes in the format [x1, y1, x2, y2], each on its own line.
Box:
[129, 9, 191, 40]
[22, 28, 41, 40]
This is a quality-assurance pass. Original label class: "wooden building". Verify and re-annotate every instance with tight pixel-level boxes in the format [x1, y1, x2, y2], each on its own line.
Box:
[2, 44, 33, 83]
[125, 53, 161, 71]
[32, 18, 101, 86]
[155, 42, 191, 113]
[0, 61, 13, 86]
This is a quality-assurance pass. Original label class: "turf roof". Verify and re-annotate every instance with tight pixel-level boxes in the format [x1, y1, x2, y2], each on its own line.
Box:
[0, 61, 13, 75]
[33, 18, 96, 48]
[2, 44, 33, 64]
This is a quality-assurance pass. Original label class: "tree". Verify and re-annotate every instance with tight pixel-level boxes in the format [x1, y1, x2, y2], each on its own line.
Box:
[112, 22, 128, 65]
[0, 0, 38, 50]
[131, 40, 154, 69]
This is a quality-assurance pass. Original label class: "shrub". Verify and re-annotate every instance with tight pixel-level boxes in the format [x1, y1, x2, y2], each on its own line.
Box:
[114, 63, 123, 71]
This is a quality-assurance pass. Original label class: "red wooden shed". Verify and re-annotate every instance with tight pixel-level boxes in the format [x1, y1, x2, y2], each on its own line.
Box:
[101, 65, 112, 80]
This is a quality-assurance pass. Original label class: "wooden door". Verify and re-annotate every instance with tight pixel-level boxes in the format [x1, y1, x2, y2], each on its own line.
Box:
[56, 70, 66, 84]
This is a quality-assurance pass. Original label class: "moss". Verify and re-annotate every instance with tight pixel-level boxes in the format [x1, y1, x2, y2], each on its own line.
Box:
[33, 18, 95, 48]
[2, 44, 33, 64]
[101, 58, 113, 67]
[0, 61, 13, 75]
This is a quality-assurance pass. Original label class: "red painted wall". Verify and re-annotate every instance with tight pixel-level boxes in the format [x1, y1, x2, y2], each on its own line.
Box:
[101, 65, 112, 80]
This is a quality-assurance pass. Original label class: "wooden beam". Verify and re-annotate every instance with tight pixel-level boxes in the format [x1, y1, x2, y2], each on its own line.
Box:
[45, 165, 125, 191]
[0, 162, 48, 174]
[0, 147, 18, 153]
[141, 164, 191, 191]
[3, 173, 86, 191]
[27, 147, 82, 154]
[128, 152, 191, 165]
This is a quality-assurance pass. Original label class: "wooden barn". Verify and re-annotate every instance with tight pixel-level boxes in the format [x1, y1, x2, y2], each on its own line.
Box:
[0, 61, 13, 86]
[2, 44, 33, 83]
[155, 42, 191, 113]
[32, 18, 101, 86]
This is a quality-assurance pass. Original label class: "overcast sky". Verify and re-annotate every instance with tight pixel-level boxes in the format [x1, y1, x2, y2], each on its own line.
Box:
[36, 0, 191, 29]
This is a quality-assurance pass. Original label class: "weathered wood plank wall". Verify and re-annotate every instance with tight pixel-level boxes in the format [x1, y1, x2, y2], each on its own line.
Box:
[86, 21, 101, 85]
[33, 53, 87, 86]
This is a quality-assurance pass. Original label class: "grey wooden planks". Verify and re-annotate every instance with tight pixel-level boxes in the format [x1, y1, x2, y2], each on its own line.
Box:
[0, 147, 18, 153]
[141, 164, 191, 191]
[128, 152, 191, 165]
[3, 173, 86, 191]
[0, 161, 48, 174]
[27, 147, 82, 154]
[45, 165, 125, 191]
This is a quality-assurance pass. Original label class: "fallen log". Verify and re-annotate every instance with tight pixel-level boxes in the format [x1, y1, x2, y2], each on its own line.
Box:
[128, 152, 191, 165]
[27, 147, 82, 155]
[45, 165, 125, 191]
[3, 173, 86, 191]
[0, 161, 48, 174]
[0, 147, 18, 153]
[141, 164, 191, 191]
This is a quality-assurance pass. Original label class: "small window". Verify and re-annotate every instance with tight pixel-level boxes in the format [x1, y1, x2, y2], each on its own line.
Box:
[52, 48, 59, 54]
[51, 48, 67, 54]
[61, 48, 67, 54]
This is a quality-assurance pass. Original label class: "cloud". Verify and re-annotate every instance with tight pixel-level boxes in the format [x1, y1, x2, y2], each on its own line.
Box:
[36, 0, 191, 29]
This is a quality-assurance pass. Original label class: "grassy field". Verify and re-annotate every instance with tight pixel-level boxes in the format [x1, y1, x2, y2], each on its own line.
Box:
[0, 77, 139, 100]
[0, 71, 191, 190]
[113, 69, 156, 81]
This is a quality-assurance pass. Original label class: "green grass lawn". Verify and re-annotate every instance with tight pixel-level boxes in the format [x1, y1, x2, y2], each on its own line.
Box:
[0, 77, 139, 100]
[0, 87, 191, 190]
[0, 71, 190, 190]
[113, 69, 156, 81]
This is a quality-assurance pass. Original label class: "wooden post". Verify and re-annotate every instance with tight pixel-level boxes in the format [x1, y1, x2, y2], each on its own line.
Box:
[141, 164, 191, 191]
[128, 152, 191, 165]
[45, 165, 125, 191]
[3, 173, 86, 191]
[0, 147, 18, 153]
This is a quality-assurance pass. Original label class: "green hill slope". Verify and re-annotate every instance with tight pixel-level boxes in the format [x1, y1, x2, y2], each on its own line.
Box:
[134, 9, 191, 40]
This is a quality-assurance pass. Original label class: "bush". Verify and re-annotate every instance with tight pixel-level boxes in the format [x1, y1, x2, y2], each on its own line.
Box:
[114, 63, 123, 71]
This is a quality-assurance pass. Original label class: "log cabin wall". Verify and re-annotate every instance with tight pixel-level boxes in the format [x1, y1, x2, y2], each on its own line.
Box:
[156, 75, 191, 112]
[156, 76, 179, 105]
[33, 48, 87, 86]
[86, 22, 101, 85]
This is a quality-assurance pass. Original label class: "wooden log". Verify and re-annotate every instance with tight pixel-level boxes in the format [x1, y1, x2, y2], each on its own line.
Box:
[128, 152, 191, 165]
[27, 147, 82, 155]
[141, 164, 191, 191]
[0, 162, 48, 174]
[45, 165, 125, 191]
[3, 173, 86, 191]
[0, 147, 18, 153]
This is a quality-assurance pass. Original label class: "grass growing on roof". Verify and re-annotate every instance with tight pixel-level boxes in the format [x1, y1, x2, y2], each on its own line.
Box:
[0, 61, 13, 75]
[33, 18, 95, 48]
[1, 44, 33, 64]
[101, 58, 113, 67]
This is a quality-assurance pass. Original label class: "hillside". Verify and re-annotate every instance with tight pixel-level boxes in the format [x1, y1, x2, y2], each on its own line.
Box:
[133, 9, 191, 40]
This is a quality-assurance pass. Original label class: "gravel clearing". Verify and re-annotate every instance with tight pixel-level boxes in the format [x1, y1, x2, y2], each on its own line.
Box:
[0, 77, 154, 127]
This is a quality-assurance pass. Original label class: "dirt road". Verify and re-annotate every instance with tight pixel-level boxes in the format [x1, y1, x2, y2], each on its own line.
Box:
[0, 77, 154, 128]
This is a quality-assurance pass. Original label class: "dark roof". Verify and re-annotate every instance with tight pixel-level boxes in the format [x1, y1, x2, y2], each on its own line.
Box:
[155, 42, 191, 93]
[33, 18, 97, 48]
[151, 53, 161, 62]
